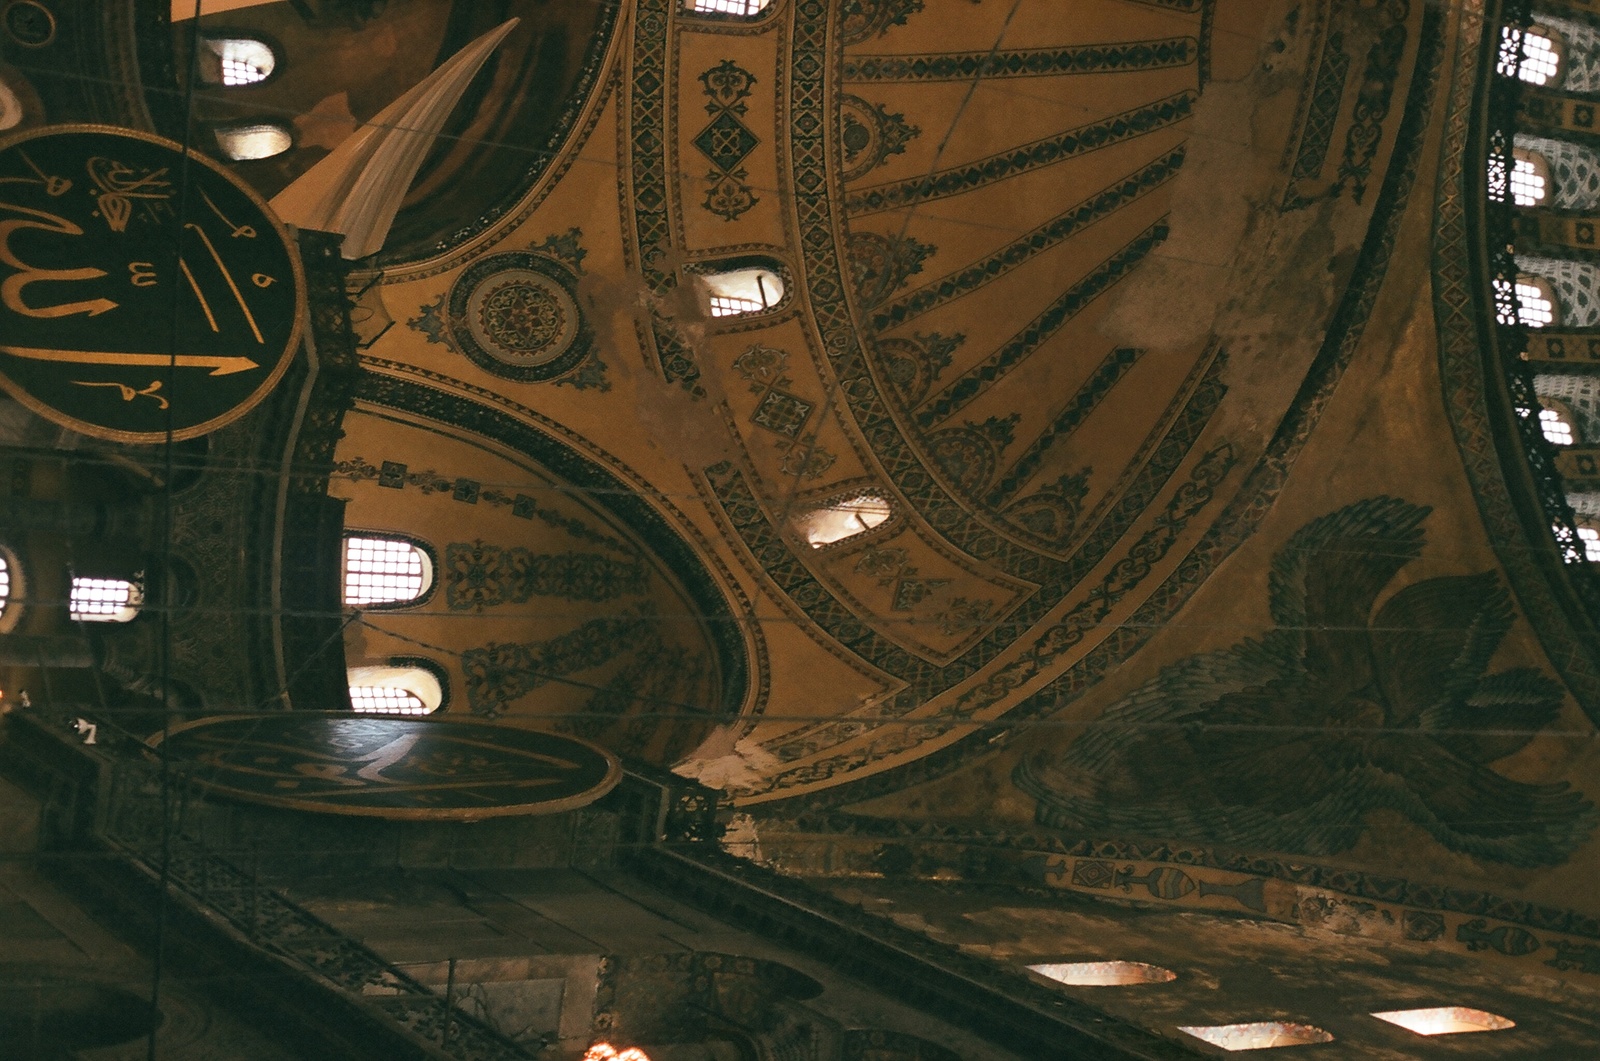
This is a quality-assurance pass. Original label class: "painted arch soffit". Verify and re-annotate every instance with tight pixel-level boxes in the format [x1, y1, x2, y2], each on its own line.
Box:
[613, 0, 1432, 802]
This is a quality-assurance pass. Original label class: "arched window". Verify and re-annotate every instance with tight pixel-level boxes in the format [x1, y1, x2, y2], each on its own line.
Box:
[1576, 525, 1600, 561]
[682, 0, 773, 17]
[70, 577, 142, 623]
[1489, 147, 1549, 206]
[199, 37, 278, 87]
[214, 122, 293, 161]
[1515, 134, 1600, 210]
[692, 258, 788, 318]
[1501, 26, 1563, 85]
[0, 555, 10, 619]
[1509, 274, 1559, 328]
[794, 493, 893, 547]
[1539, 405, 1576, 445]
[1535, 374, 1600, 442]
[347, 663, 445, 716]
[343, 535, 434, 607]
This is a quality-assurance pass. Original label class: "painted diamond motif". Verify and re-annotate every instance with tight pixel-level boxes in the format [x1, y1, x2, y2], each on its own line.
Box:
[1071, 859, 1116, 889]
[751, 390, 814, 438]
[695, 111, 758, 172]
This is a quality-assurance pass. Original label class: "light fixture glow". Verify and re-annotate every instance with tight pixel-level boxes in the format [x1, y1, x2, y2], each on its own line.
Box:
[1178, 1022, 1334, 1052]
[1028, 961, 1176, 987]
[1371, 1007, 1513, 1036]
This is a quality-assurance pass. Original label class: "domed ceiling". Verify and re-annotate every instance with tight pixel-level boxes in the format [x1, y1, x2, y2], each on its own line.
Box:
[10, 0, 1600, 1039]
[326, 0, 1444, 804]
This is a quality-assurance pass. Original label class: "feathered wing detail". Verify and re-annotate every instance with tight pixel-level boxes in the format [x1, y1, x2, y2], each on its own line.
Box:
[1367, 740, 1596, 865]
[1267, 497, 1430, 693]
[1016, 637, 1298, 834]
[1017, 497, 1594, 868]
[1425, 668, 1564, 764]
[1369, 572, 1514, 726]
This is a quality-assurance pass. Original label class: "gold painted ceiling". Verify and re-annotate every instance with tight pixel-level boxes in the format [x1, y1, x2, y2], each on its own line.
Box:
[10, 0, 1600, 1033]
[331, 0, 1441, 808]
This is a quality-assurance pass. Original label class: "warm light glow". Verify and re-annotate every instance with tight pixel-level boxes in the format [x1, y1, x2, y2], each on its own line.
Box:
[215, 123, 292, 161]
[1178, 1022, 1334, 1052]
[0, 556, 9, 618]
[0, 78, 21, 132]
[1371, 1007, 1514, 1036]
[1028, 961, 1177, 987]
[584, 1045, 653, 1061]
[344, 536, 432, 607]
[795, 494, 893, 547]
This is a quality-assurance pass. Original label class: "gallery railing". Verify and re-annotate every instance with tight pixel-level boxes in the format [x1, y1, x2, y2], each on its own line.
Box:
[2, 709, 710, 1061]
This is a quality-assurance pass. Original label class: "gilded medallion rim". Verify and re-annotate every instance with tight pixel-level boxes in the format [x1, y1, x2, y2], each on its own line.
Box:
[0, 122, 307, 443]
[146, 712, 622, 821]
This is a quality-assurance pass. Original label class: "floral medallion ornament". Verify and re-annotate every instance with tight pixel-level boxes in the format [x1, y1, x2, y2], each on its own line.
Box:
[441, 238, 602, 386]
[839, 94, 920, 182]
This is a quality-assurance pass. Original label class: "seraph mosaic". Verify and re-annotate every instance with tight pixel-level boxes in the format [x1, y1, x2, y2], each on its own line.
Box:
[1015, 497, 1596, 867]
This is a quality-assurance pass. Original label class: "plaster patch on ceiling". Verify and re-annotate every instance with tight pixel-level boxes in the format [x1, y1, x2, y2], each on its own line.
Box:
[676, 733, 784, 791]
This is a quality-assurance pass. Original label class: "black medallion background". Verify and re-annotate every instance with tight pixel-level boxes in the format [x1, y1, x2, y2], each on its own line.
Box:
[0, 125, 304, 441]
[150, 713, 621, 820]
[446, 250, 592, 383]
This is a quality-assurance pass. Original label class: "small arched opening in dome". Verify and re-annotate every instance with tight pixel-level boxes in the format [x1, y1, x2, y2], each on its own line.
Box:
[348, 661, 446, 716]
[682, 0, 774, 17]
[199, 36, 278, 87]
[343, 534, 435, 608]
[1178, 1022, 1334, 1051]
[1501, 25, 1563, 85]
[1539, 403, 1577, 445]
[692, 258, 788, 318]
[1371, 1007, 1514, 1036]
[794, 493, 893, 548]
[1503, 274, 1559, 328]
[214, 121, 293, 161]
[70, 577, 142, 623]
[1578, 524, 1600, 561]
[1028, 961, 1177, 987]
[1491, 147, 1550, 206]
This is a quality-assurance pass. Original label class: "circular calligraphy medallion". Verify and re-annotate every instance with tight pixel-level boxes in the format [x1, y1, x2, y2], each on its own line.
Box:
[148, 714, 621, 820]
[0, 125, 306, 442]
[447, 251, 590, 381]
[2, 1, 55, 48]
